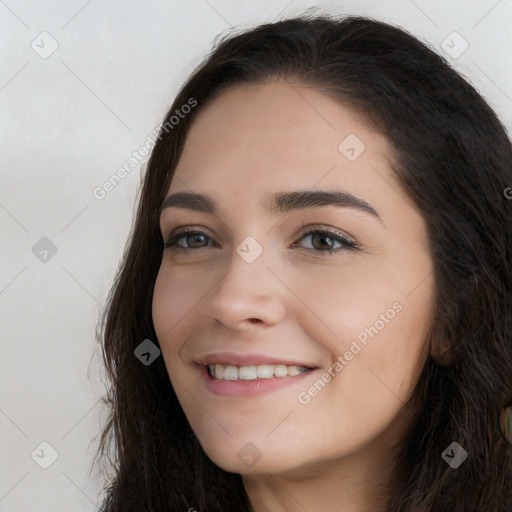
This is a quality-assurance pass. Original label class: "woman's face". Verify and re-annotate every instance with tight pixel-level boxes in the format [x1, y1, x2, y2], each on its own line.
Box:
[152, 80, 434, 475]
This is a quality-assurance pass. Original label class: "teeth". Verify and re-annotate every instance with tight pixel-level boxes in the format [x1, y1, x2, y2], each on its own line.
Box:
[256, 365, 274, 379]
[223, 365, 238, 380]
[287, 366, 305, 377]
[213, 363, 225, 380]
[207, 363, 310, 380]
[273, 365, 288, 377]
[239, 365, 257, 380]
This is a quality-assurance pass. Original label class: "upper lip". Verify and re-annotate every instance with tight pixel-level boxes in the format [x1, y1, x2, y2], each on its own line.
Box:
[195, 352, 317, 368]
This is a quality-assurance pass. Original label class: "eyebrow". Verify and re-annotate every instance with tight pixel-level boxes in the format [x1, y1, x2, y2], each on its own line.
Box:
[160, 190, 383, 224]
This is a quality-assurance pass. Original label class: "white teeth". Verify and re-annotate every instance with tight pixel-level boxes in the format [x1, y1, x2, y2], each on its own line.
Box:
[256, 365, 274, 379]
[213, 363, 225, 380]
[223, 365, 239, 380]
[207, 363, 310, 380]
[273, 364, 288, 377]
[239, 365, 257, 380]
[287, 365, 304, 377]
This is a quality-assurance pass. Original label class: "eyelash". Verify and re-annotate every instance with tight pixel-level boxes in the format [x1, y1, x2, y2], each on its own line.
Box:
[164, 225, 359, 255]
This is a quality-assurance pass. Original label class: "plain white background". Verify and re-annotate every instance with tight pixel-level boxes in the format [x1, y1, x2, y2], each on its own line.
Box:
[1, 1, 511, 510]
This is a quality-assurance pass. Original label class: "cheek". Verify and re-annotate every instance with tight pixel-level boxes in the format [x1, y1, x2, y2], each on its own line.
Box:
[292, 302, 430, 456]
[152, 266, 207, 355]
[280, 258, 407, 341]
[339, 293, 431, 411]
[372, 298, 431, 399]
[288, 256, 432, 397]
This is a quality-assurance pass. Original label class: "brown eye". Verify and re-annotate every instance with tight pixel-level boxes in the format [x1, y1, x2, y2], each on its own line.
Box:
[293, 227, 359, 255]
[311, 232, 336, 250]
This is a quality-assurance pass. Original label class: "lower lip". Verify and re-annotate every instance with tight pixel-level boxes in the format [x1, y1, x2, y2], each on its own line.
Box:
[199, 365, 316, 396]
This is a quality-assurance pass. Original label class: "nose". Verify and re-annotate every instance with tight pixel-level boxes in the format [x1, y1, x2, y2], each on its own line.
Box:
[204, 245, 286, 331]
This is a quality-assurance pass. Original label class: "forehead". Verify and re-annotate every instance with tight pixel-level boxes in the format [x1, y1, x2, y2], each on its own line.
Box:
[168, 80, 397, 209]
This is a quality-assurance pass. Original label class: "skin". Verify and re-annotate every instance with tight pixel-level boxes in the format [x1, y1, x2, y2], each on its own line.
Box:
[152, 80, 435, 512]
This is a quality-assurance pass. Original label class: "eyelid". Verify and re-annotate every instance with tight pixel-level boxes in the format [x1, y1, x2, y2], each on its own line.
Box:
[296, 222, 357, 244]
[163, 222, 357, 242]
[161, 222, 216, 240]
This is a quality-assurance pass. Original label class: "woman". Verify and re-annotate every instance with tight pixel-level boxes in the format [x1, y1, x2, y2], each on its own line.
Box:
[94, 14, 512, 512]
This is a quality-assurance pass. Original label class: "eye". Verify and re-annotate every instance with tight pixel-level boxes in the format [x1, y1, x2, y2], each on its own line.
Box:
[291, 225, 359, 255]
[164, 224, 359, 255]
[164, 229, 215, 251]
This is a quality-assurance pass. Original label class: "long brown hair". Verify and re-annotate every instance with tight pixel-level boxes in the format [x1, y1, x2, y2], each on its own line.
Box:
[92, 14, 512, 511]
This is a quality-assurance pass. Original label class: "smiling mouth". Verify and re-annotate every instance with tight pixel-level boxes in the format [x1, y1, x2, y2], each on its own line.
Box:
[206, 363, 312, 380]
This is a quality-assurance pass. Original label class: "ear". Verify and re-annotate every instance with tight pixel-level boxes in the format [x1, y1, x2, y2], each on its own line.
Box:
[430, 336, 453, 365]
[429, 324, 461, 366]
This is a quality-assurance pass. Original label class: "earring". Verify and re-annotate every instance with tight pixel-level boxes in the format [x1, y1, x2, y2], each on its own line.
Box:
[497, 403, 512, 446]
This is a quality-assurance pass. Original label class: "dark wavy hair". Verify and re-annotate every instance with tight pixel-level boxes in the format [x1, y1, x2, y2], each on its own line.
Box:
[91, 13, 512, 512]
